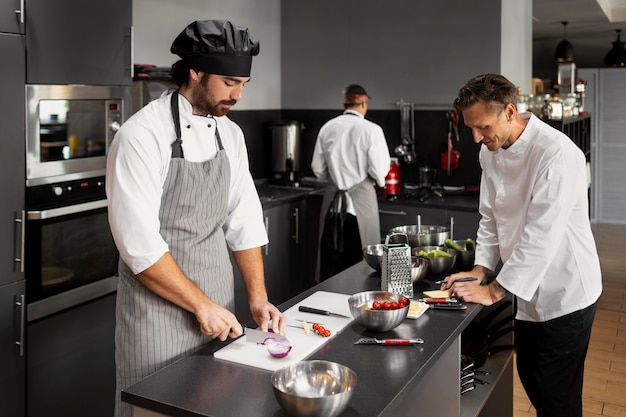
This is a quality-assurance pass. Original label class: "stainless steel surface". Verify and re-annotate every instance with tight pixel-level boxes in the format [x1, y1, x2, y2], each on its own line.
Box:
[25, 84, 131, 185]
[270, 120, 302, 174]
[362, 243, 384, 271]
[27, 276, 118, 321]
[26, 199, 107, 220]
[390, 224, 451, 247]
[413, 246, 458, 276]
[411, 256, 429, 282]
[449, 239, 475, 268]
[14, 211, 25, 273]
[381, 234, 413, 297]
[244, 327, 290, 345]
[271, 360, 357, 417]
[15, 294, 25, 356]
[348, 291, 410, 332]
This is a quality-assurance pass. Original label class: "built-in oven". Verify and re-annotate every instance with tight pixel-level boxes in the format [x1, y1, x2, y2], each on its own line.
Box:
[25, 84, 131, 186]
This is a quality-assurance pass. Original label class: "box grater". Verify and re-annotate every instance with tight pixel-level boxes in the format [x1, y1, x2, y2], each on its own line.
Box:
[381, 233, 413, 298]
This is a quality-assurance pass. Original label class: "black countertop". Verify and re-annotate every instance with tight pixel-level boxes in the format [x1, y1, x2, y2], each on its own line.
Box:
[122, 262, 482, 417]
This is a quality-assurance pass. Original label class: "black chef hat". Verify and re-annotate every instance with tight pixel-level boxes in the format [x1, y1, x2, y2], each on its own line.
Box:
[170, 20, 260, 77]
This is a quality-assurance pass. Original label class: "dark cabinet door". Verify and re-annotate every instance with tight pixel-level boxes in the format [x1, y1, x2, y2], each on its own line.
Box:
[26, 0, 132, 85]
[0, 281, 26, 417]
[0, 33, 25, 287]
[0, 0, 25, 33]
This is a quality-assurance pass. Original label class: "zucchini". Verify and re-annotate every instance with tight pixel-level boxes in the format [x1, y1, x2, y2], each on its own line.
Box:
[445, 239, 465, 251]
[465, 238, 476, 251]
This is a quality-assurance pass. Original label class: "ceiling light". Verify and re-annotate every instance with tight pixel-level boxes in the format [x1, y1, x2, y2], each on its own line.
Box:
[555, 21, 575, 63]
[604, 29, 626, 67]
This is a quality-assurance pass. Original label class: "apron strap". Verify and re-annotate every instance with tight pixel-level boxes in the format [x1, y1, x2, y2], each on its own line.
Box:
[170, 91, 184, 159]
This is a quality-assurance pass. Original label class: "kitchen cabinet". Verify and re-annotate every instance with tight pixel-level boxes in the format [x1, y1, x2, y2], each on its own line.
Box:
[25, 0, 132, 85]
[0, 32, 26, 416]
[0, 281, 26, 417]
[0, 0, 25, 33]
[379, 202, 480, 241]
[233, 198, 308, 323]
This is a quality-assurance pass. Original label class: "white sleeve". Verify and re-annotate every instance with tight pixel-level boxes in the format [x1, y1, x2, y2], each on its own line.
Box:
[106, 118, 170, 274]
[311, 128, 329, 181]
[366, 124, 391, 187]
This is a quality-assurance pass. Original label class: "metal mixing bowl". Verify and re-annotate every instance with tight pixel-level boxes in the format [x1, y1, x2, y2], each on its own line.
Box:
[362, 244, 384, 271]
[271, 360, 357, 417]
[450, 239, 475, 268]
[411, 256, 429, 282]
[413, 246, 458, 276]
[389, 225, 450, 247]
[348, 291, 410, 332]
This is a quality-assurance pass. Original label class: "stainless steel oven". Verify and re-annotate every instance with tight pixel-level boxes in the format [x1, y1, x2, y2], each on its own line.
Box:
[24, 176, 118, 321]
[25, 84, 131, 186]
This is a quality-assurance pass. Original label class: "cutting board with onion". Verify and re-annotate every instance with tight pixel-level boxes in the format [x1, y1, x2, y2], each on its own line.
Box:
[214, 291, 353, 372]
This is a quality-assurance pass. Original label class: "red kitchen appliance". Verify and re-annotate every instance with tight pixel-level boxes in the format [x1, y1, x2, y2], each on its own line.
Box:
[382, 158, 401, 196]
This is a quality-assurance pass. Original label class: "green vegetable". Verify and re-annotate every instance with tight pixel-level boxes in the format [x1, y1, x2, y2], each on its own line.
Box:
[431, 249, 452, 258]
[465, 238, 476, 251]
[445, 239, 465, 251]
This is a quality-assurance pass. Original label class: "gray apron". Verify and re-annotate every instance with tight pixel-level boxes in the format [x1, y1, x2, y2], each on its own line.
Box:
[114, 92, 232, 417]
[316, 178, 381, 280]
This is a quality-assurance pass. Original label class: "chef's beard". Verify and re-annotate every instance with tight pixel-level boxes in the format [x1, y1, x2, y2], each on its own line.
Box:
[191, 75, 237, 117]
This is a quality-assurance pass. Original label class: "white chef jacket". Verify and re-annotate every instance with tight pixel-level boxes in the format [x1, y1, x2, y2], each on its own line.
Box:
[311, 110, 390, 215]
[106, 91, 268, 275]
[475, 112, 602, 322]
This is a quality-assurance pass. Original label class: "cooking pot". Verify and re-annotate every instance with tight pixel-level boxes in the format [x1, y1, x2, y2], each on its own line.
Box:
[270, 120, 304, 175]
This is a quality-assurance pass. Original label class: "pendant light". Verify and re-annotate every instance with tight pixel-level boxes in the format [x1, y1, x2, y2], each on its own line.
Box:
[555, 21, 575, 62]
[604, 29, 626, 67]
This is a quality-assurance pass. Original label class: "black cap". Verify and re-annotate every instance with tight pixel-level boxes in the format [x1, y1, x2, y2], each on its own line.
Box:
[170, 20, 260, 77]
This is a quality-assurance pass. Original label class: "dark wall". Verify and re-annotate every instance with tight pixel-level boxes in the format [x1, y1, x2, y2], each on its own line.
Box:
[231, 108, 481, 188]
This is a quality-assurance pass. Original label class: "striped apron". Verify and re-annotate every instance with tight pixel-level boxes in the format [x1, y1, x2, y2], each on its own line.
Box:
[114, 92, 233, 417]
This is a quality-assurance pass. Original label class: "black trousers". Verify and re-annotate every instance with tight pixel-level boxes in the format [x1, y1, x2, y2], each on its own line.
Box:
[319, 213, 362, 281]
[514, 302, 597, 417]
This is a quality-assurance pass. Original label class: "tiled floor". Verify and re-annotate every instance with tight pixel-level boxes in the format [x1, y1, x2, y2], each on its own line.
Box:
[513, 224, 626, 417]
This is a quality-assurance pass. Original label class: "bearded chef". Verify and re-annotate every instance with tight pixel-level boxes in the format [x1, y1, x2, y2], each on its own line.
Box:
[106, 20, 285, 417]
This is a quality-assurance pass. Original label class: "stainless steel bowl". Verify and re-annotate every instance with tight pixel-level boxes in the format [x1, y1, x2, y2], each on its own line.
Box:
[389, 225, 450, 247]
[413, 246, 458, 276]
[348, 291, 410, 332]
[449, 239, 475, 268]
[362, 244, 384, 271]
[411, 256, 429, 282]
[271, 360, 357, 417]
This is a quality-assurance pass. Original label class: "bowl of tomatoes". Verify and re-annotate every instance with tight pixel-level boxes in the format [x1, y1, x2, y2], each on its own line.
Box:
[347, 291, 410, 332]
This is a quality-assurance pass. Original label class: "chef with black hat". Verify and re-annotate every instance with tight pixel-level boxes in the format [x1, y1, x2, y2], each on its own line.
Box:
[106, 20, 285, 417]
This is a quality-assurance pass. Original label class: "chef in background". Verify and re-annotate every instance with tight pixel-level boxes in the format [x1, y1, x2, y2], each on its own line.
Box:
[311, 84, 391, 280]
[443, 73, 602, 417]
[106, 20, 284, 417]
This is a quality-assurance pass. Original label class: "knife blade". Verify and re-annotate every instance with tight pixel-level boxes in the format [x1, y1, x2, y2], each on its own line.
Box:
[244, 327, 290, 344]
[429, 303, 467, 310]
[298, 305, 350, 318]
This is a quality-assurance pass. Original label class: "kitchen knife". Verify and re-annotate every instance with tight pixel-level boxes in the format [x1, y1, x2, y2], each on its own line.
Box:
[244, 327, 290, 344]
[416, 298, 458, 304]
[429, 303, 467, 310]
[298, 305, 350, 318]
[354, 338, 424, 345]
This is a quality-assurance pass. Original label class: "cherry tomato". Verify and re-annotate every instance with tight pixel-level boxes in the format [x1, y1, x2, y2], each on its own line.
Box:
[390, 301, 400, 310]
[372, 300, 382, 310]
[399, 297, 409, 307]
[312, 323, 320, 331]
[383, 301, 392, 310]
[323, 329, 331, 337]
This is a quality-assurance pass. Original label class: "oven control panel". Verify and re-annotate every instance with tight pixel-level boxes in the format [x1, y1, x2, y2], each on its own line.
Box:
[26, 176, 106, 209]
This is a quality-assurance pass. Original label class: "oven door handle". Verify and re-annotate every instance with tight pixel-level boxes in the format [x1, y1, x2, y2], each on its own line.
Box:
[27, 199, 108, 220]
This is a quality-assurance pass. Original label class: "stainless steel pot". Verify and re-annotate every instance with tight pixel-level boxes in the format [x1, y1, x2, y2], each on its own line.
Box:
[270, 120, 303, 174]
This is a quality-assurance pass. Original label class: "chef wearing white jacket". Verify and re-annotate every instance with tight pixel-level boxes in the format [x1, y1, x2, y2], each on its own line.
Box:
[106, 20, 284, 417]
[443, 74, 602, 417]
[311, 84, 390, 280]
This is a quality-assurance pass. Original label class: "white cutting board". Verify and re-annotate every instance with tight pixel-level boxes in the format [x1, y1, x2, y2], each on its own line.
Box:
[214, 291, 353, 372]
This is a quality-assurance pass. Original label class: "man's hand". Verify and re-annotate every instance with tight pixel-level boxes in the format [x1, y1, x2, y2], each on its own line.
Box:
[440, 265, 506, 306]
[250, 299, 286, 335]
[195, 302, 243, 341]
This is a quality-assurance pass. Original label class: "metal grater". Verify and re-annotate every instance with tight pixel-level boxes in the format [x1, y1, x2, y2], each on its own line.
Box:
[381, 233, 413, 298]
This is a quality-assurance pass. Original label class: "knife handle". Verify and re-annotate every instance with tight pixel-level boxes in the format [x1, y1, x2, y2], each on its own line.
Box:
[298, 306, 330, 316]
[382, 339, 412, 345]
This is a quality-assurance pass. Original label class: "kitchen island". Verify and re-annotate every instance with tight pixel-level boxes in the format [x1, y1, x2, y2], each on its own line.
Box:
[122, 261, 513, 417]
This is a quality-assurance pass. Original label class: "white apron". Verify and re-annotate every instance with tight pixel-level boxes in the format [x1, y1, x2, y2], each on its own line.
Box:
[114, 92, 233, 417]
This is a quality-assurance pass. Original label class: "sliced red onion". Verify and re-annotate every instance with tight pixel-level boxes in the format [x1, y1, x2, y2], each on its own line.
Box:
[258, 337, 292, 358]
